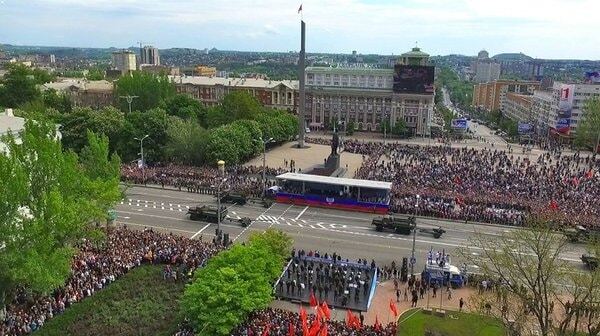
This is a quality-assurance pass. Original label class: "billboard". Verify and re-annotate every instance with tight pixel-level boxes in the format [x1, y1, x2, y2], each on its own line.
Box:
[518, 122, 534, 134]
[393, 65, 435, 94]
[556, 118, 571, 135]
[558, 84, 574, 118]
[451, 118, 468, 130]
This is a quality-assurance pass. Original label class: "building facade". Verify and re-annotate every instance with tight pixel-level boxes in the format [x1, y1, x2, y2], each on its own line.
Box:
[195, 65, 217, 77]
[111, 50, 137, 75]
[172, 76, 299, 112]
[141, 46, 160, 65]
[472, 80, 540, 113]
[501, 93, 534, 123]
[533, 82, 600, 136]
[304, 47, 434, 135]
[471, 50, 501, 83]
[43, 79, 114, 109]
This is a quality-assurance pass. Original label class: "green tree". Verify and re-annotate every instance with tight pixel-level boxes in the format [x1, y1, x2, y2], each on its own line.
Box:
[161, 94, 207, 122]
[115, 71, 175, 113]
[575, 98, 600, 153]
[164, 117, 208, 165]
[0, 120, 120, 307]
[221, 91, 262, 121]
[60, 106, 126, 154]
[346, 120, 356, 135]
[121, 108, 170, 162]
[181, 230, 290, 335]
[42, 88, 72, 113]
[0, 63, 40, 107]
[248, 228, 293, 261]
[204, 126, 240, 165]
[392, 118, 408, 136]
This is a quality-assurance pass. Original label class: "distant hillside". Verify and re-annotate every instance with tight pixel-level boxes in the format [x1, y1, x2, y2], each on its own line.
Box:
[491, 52, 533, 62]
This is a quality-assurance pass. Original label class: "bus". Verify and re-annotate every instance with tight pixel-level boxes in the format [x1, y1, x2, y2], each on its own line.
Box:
[274, 173, 392, 214]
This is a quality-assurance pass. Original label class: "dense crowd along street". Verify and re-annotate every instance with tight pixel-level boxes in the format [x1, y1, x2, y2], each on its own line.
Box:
[0, 228, 223, 336]
[120, 138, 600, 228]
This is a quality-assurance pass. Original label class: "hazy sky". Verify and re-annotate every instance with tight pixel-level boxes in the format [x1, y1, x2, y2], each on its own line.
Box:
[0, 0, 598, 59]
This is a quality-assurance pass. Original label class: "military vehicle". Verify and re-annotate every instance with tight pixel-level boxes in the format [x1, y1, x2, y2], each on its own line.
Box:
[372, 215, 416, 234]
[418, 226, 446, 239]
[219, 192, 247, 205]
[187, 205, 227, 223]
[238, 217, 252, 227]
[581, 254, 598, 270]
[564, 225, 600, 243]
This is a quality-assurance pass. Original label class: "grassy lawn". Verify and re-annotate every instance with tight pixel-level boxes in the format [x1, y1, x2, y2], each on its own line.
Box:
[37, 265, 185, 336]
[397, 308, 506, 336]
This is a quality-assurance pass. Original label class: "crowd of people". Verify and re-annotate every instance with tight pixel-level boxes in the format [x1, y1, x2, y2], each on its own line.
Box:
[230, 308, 397, 336]
[1, 227, 223, 336]
[310, 138, 599, 228]
[121, 163, 287, 197]
[276, 250, 376, 310]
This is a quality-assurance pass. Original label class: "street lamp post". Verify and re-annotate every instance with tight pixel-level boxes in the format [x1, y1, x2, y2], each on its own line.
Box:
[120, 95, 139, 114]
[410, 194, 420, 277]
[383, 112, 387, 144]
[255, 137, 274, 198]
[134, 134, 149, 183]
[217, 178, 228, 233]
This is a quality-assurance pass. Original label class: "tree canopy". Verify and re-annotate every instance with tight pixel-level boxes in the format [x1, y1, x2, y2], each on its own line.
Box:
[114, 72, 176, 113]
[0, 120, 121, 307]
[575, 98, 600, 153]
[181, 229, 291, 335]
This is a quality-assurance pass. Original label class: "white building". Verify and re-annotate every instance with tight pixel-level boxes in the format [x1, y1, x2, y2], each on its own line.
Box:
[533, 82, 600, 136]
[305, 47, 435, 136]
[111, 50, 137, 74]
[472, 50, 501, 83]
[0, 109, 26, 153]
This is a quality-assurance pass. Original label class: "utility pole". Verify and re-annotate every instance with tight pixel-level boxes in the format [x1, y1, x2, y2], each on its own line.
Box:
[410, 194, 420, 277]
[256, 137, 274, 198]
[134, 134, 149, 183]
[120, 95, 139, 114]
[217, 178, 227, 233]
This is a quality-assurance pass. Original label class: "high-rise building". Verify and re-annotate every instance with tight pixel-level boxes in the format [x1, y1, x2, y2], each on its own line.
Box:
[140, 45, 160, 65]
[472, 50, 501, 83]
[533, 82, 600, 137]
[472, 80, 540, 113]
[111, 50, 137, 74]
[304, 47, 435, 136]
[501, 93, 534, 123]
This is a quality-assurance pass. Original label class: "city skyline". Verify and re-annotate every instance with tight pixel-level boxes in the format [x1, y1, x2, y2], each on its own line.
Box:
[0, 0, 599, 60]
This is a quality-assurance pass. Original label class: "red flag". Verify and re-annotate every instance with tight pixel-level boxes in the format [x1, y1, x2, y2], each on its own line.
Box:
[298, 4, 303, 13]
[320, 301, 331, 320]
[351, 313, 361, 329]
[345, 310, 353, 327]
[374, 315, 382, 331]
[549, 199, 559, 211]
[261, 323, 270, 336]
[319, 324, 328, 336]
[308, 316, 321, 336]
[288, 321, 295, 336]
[572, 177, 580, 187]
[309, 291, 318, 308]
[586, 169, 594, 179]
[455, 196, 465, 206]
[300, 306, 308, 336]
[389, 299, 398, 317]
[453, 176, 462, 185]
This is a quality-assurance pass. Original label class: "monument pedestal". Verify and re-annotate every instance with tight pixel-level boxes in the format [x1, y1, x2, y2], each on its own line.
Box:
[325, 154, 340, 171]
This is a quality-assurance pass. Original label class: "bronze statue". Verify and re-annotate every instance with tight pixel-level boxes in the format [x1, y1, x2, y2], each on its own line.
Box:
[331, 131, 339, 156]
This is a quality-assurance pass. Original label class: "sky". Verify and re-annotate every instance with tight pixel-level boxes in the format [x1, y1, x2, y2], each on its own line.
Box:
[0, 0, 598, 59]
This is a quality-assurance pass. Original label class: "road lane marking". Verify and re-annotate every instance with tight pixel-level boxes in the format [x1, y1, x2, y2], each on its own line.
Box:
[232, 203, 275, 242]
[295, 206, 309, 220]
[191, 223, 211, 239]
[117, 221, 197, 235]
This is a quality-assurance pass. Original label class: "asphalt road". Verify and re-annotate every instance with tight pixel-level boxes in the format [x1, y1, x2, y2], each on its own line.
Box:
[116, 186, 589, 274]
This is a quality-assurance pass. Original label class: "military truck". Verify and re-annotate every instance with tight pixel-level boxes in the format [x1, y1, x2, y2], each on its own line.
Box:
[187, 205, 227, 223]
[219, 192, 247, 205]
[372, 215, 416, 234]
[581, 254, 599, 270]
[564, 225, 600, 243]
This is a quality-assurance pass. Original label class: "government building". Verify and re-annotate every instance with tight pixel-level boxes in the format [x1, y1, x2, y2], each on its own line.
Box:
[305, 47, 435, 136]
